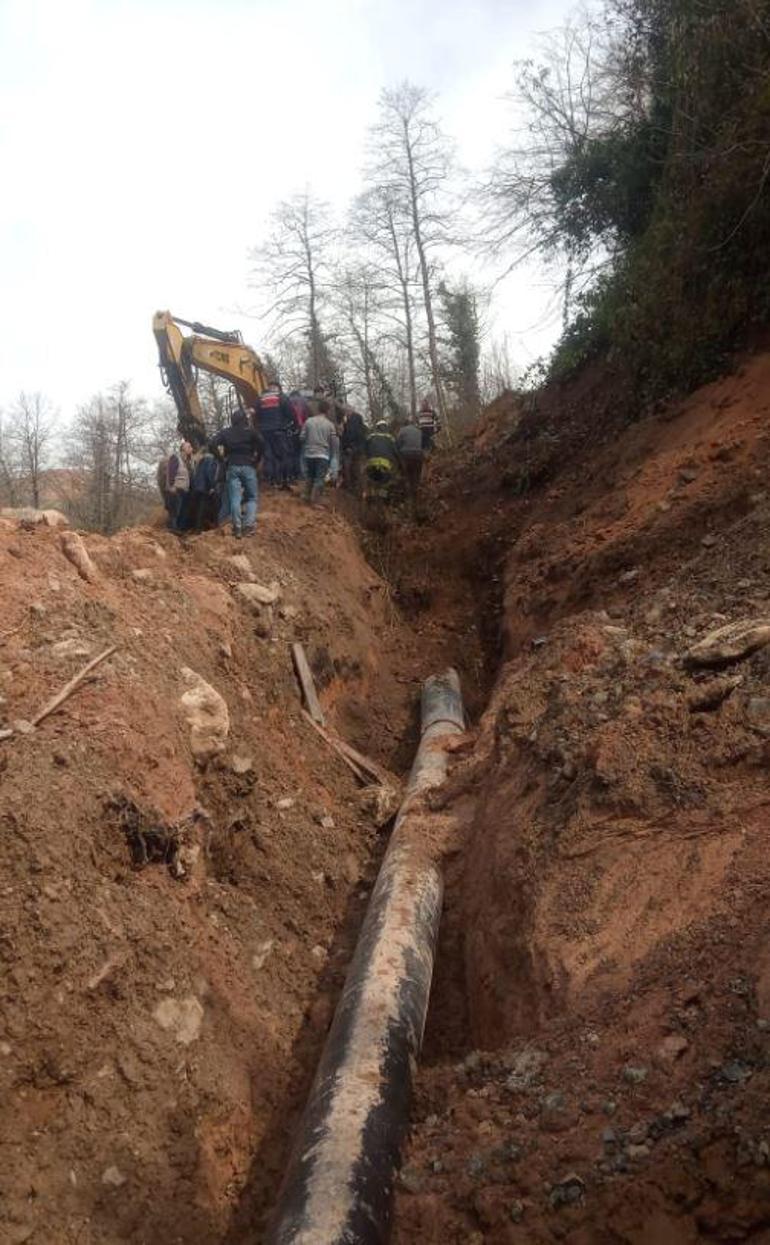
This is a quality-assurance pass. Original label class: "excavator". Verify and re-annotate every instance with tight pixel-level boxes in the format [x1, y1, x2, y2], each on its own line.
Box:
[152, 311, 268, 443]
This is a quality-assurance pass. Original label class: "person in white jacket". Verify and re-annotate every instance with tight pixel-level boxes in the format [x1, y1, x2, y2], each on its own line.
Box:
[300, 401, 339, 504]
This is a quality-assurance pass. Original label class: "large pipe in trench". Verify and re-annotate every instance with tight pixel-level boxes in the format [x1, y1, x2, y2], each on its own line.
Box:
[265, 668, 465, 1245]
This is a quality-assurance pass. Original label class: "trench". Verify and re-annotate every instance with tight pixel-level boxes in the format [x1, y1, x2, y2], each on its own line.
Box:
[228, 483, 508, 1242]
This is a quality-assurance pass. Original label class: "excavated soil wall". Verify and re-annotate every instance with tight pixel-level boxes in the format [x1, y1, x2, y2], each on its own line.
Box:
[395, 350, 770, 1244]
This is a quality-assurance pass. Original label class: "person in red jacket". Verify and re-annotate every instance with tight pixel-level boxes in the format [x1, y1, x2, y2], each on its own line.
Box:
[253, 383, 296, 489]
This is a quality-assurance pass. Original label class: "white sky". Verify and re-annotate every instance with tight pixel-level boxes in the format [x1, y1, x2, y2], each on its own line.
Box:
[0, 0, 574, 420]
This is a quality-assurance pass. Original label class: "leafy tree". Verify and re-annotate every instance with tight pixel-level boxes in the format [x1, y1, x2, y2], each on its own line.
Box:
[439, 280, 481, 425]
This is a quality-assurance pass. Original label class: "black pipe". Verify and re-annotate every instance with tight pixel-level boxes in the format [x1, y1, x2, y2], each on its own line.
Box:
[265, 669, 464, 1245]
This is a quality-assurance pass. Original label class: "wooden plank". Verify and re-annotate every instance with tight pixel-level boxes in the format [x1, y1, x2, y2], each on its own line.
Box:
[301, 711, 369, 784]
[300, 709, 390, 788]
[291, 643, 325, 726]
[31, 645, 118, 728]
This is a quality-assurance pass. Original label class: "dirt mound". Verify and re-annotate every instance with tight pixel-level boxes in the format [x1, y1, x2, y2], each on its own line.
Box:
[0, 497, 465, 1244]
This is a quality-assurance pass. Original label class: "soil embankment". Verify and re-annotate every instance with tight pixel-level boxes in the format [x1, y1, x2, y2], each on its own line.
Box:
[394, 350, 770, 1243]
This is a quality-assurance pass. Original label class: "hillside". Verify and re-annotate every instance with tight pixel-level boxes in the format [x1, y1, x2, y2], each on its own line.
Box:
[2, 346, 770, 1243]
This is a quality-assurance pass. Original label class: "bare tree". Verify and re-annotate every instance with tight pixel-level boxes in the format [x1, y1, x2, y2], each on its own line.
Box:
[367, 83, 455, 430]
[0, 414, 20, 506]
[66, 383, 164, 533]
[334, 262, 407, 421]
[480, 336, 520, 403]
[250, 190, 338, 388]
[5, 392, 55, 508]
[350, 186, 420, 417]
[480, 9, 633, 293]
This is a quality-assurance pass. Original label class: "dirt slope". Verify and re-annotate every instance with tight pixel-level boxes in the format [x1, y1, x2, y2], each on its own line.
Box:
[0, 497, 478, 1245]
[394, 350, 770, 1243]
[4, 348, 770, 1245]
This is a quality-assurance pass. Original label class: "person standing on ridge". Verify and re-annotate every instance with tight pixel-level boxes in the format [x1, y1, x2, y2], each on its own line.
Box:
[254, 381, 295, 489]
[340, 406, 367, 493]
[288, 389, 312, 482]
[165, 440, 192, 532]
[418, 396, 440, 452]
[365, 420, 400, 487]
[208, 409, 264, 540]
[396, 416, 424, 514]
[301, 399, 339, 504]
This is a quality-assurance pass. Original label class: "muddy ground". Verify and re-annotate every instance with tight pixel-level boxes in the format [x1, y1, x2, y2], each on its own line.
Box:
[2, 348, 770, 1243]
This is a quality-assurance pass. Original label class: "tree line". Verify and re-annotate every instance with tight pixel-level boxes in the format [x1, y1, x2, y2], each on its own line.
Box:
[7, 0, 760, 528]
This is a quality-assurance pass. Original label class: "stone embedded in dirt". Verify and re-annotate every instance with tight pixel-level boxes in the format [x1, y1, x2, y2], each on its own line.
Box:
[178, 667, 229, 762]
[687, 674, 742, 712]
[549, 1173, 585, 1209]
[656, 1033, 689, 1066]
[667, 1101, 691, 1123]
[50, 638, 92, 659]
[399, 1165, 424, 1194]
[279, 604, 300, 621]
[131, 568, 153, 583]
[358, 782, 401, 827]
[219, 641, 233, 659]
[623, 1064, 648, 1085]
[720, 1060, 751, 1084]
[504, 1046, 548, 1091]
[320, 814, 335, 830]
[225, 554, 256, 582]
[509, 1200, 525, 1224]
[684, 618, 770, 667]
[60, 530, 99, 583]
[311, 944, 328, 963]
[276, 797, 295, 811]
[626, 1143, 651, 1160]
[701, 533, 718, 548]
[619, 568, 640, 584]
[101, 1166, 127, 1187]
[540, 1090, 574, 1133]
[252, 939, 274, 971]
[235, 581, 281, 609]
[229, 752, 253, 775]
[746, 696, 770, 736]
[152, 995, 204, 1045]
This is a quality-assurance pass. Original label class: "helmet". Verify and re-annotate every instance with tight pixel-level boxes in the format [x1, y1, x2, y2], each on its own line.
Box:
[375, 419, 389, 430]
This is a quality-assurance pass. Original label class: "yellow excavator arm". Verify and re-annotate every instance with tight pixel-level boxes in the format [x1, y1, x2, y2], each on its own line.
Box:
[152, 310, 268, 442]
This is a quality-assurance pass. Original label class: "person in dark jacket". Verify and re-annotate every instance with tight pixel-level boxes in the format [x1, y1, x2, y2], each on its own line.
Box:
[188, 446, 220, 533]
[340, 408, 367, 494]
[418, 397, 440, 451]
[165, 441, 192, 532]
[254, 383, 296, 488]
[365, 421, 400, 487]
[208, 410, 264, 539]
[288, 390, 312, 481]
[396, 417, 424, 513]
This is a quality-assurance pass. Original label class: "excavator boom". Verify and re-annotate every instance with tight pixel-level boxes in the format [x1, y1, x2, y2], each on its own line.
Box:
[152, 310, 268, 442]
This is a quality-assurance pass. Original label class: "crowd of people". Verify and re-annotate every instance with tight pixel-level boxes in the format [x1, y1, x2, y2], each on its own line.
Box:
[157, 383, 441, 540]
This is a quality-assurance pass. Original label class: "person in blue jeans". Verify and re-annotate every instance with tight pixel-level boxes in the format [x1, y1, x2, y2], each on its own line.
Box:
[208, 409, 264, 540]
[300, 400, 339, 504]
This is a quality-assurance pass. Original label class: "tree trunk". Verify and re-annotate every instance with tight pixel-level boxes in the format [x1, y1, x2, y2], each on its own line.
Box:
[386, 206, 417, 419]
[402, 121, 449, 441]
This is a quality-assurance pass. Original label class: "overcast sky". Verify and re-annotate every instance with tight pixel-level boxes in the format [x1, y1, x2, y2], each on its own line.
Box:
[0, 0, 575, 421]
